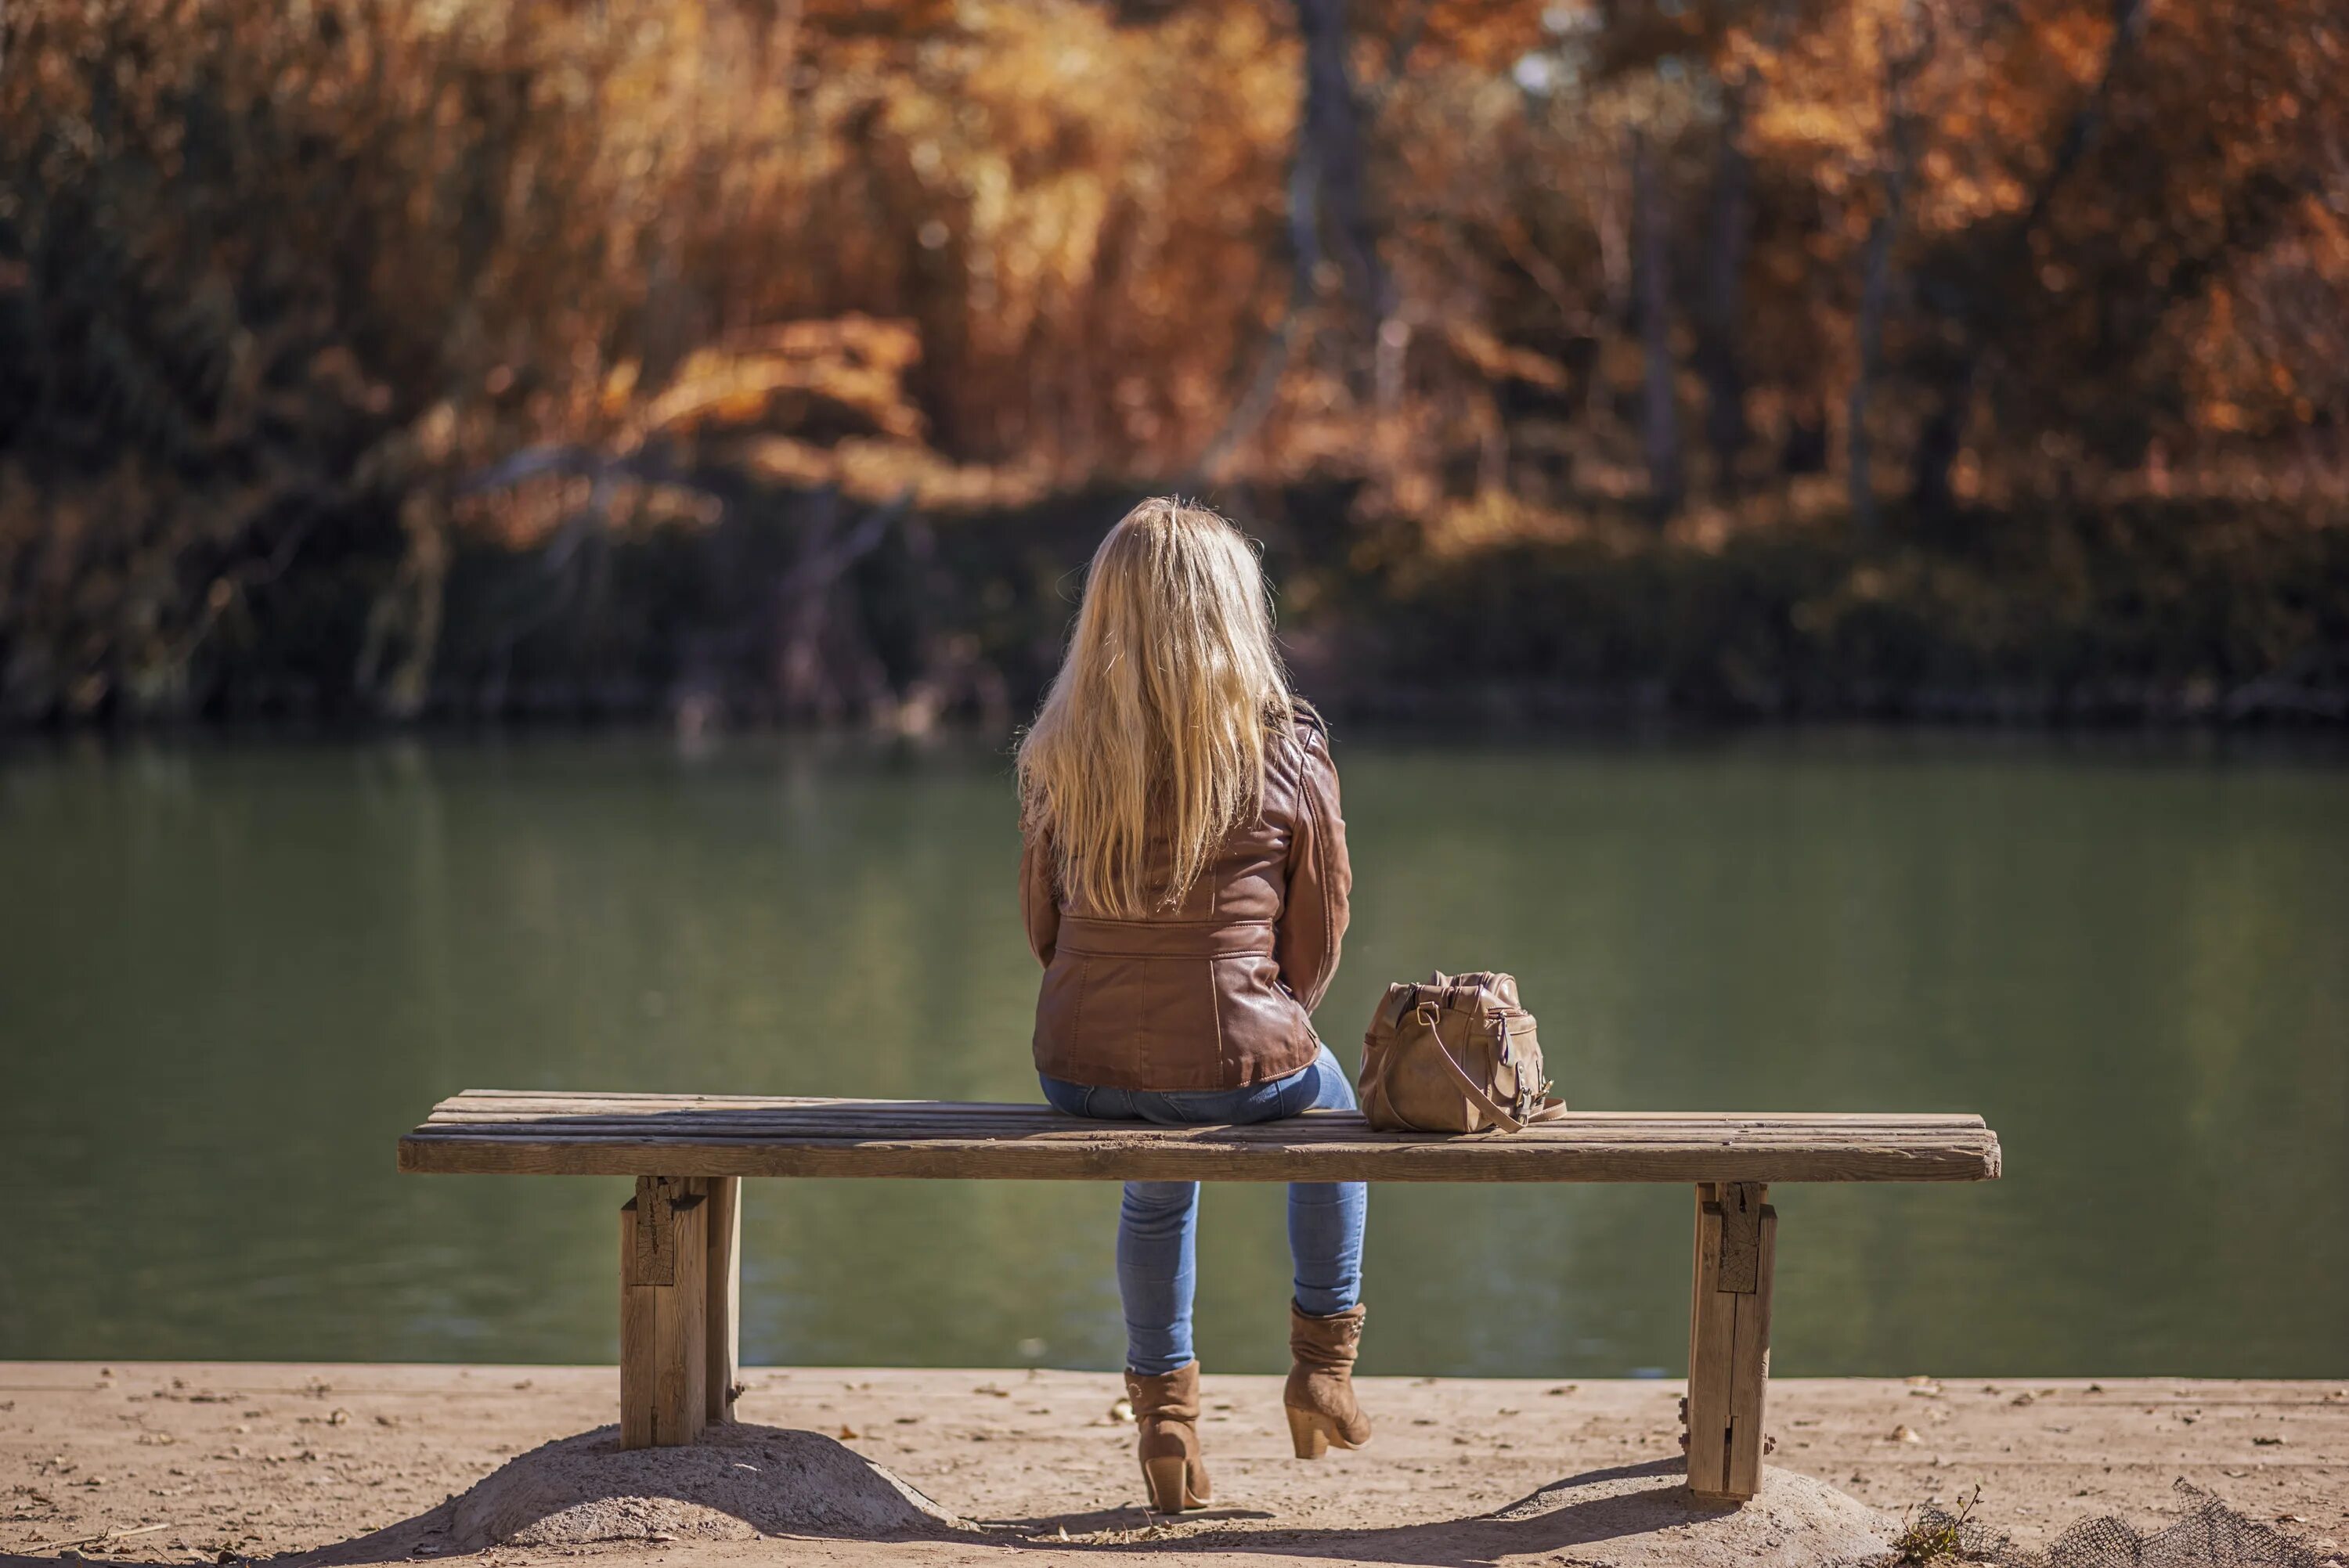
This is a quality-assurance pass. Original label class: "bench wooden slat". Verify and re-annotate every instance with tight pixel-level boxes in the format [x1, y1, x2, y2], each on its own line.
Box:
[417, 1125, 1982, 1150]
[425, 1105, 1979, 1130]
[398, 1091, 2000, 1183]
[421, 1107, 1983, 1134]
[437, 1090, 1985, 1124]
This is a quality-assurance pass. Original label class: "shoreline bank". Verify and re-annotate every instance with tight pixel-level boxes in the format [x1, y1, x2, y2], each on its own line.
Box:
[3, 1364, 2343, 1565]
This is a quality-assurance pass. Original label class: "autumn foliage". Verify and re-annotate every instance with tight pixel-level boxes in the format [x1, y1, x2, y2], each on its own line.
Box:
[1, 0, 2343, 726]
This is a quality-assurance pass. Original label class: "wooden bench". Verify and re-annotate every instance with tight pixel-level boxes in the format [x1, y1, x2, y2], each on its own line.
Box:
[397, 1092, 2001, 1503]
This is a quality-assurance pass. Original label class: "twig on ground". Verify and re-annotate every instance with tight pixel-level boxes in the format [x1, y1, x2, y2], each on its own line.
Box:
[51, 1520, 172, 1550]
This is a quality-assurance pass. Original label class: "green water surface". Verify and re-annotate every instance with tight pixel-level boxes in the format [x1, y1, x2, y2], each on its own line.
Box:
[2, 734, 2344, 1379]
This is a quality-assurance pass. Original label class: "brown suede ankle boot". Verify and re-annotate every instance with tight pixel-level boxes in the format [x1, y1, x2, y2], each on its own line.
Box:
[1124, 1362, 1213, 1511]
[1284, 1302, 1372, 1458]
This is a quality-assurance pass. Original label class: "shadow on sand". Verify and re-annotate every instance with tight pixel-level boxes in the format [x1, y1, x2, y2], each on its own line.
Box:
[54, 1436, 1893, 1568]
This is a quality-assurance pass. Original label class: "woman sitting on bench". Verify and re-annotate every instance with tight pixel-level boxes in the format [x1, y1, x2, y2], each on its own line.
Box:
[1017, 496, 1368, 1514]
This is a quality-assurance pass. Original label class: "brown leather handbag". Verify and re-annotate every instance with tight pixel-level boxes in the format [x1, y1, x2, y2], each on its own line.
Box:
[1358, 971, 1567, 1133]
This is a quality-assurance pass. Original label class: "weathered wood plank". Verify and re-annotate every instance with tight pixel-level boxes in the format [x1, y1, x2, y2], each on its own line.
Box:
[456, 1090, 1985, 1120]
[619, 1182, 706, 1449]
[401, 1131, 1995, 1183]
[436, 1093, 1985, 1124]
[701, 1177, 742, 1427]
[421, 1113, 1985, 1141]
[417, 1126, 1992, 1155]
[627, 1175, 677, 1287]
[400, 1094, 1999, 1184]
[1716, 1179, 1764, 1294]
[429, 1105, 1983, 1132]
[1684, 1188, 1735, 1495]
[1723, 1196, 1778, 1497]
[430, 1107, 1972, 1134]
[1687, 1181, 1775, 1503]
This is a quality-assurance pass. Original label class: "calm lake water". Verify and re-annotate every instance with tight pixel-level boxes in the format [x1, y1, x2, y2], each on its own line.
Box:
[3, 733, 2345, 1380]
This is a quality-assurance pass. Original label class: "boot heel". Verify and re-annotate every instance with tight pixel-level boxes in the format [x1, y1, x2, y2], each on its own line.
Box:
[1286, 1407, 1332, 1459]
[1142, 1455, 1193, 1512]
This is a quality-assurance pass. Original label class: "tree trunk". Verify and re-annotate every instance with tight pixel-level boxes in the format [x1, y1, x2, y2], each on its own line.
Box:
[1632, 128, 1683, 522]
[1849, 187, 1900, 537]
[1194, 0, 1378, 477]
[1698, 85, 1753, 499]
[1906, 0, 2144, 515]
[1849, 1, 1932, 537]
[1293, 0, 1388, 321]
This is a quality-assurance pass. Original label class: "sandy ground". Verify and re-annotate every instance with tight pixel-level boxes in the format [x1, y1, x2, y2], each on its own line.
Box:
[2, 1363, 2344, 1566]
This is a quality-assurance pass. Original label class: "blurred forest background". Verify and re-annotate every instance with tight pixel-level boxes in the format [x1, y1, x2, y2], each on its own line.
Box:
[3, 0, 2345, 730]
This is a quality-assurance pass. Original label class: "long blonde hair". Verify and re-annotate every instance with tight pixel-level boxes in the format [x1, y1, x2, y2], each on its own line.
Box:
[1017, 497, 1297, 918]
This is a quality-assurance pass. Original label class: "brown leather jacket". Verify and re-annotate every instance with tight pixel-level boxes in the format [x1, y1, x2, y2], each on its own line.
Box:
[1023, 717, 1351, 1091]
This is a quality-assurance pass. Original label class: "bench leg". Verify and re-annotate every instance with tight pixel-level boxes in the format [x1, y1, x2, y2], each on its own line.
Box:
[1684, 1181, 1776, 1502]
[620, 1177, 707, 1447]
[702, 1177, 742, 1426]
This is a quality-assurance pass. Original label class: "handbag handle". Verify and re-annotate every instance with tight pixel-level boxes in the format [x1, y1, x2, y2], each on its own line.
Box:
[1411, 1002, 1569, 1132]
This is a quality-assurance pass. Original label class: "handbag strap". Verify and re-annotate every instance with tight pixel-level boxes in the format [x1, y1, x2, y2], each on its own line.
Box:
[1414, 1003, 1527, 1133]
[1413, 1002, 1571, 1130]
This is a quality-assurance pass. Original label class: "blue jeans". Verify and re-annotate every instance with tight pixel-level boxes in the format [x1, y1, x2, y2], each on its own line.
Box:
[1040, 1044, 1368, 1376]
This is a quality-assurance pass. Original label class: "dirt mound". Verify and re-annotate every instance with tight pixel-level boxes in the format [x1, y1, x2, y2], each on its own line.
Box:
[444, 1423, 974, 1548]
[1481, 1459, 1898, 1568]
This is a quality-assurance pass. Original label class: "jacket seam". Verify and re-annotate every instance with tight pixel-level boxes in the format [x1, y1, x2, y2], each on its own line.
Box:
[1301, 749, 1335, 1011]
[1210, 963, 1228, 1080]
[1059, 916, 1276, 931]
